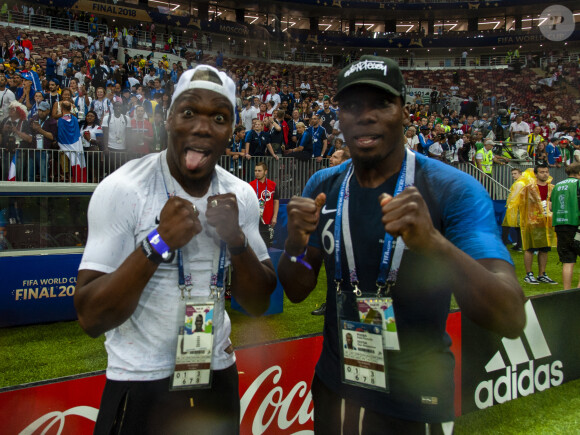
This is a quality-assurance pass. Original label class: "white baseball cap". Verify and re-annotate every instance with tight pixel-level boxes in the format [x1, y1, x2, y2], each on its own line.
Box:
[170, 64, 236, 129]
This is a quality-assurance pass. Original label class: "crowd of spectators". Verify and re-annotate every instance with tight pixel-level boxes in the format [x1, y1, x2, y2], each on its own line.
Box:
[401, 103, 580, 169]
[0, 22, 577, 183]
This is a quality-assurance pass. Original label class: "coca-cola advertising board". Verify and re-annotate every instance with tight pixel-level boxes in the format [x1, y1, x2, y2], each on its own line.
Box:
[0, 312, 462, 434]
[0, 335, 323, 434]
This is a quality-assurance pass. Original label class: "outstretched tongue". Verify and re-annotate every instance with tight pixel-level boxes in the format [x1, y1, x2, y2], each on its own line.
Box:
[186, 150, 205, 170]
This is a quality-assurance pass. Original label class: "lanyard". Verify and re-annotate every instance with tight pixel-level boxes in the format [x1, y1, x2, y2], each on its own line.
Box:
[158, 152, 227, 300]
[256, 179, 267, 202]
[312, 126, 321, 140]
[334, 148, 416, 296]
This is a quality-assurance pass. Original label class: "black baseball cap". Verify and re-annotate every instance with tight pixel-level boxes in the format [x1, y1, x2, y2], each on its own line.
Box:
[335, 55, 406, 101]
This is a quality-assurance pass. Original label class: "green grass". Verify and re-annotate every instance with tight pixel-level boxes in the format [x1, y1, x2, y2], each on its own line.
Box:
[0, 321, 106, 388]
[1, 249, 579, 432]
[229, 274, 327, 347]
[455, 378, 580, 434]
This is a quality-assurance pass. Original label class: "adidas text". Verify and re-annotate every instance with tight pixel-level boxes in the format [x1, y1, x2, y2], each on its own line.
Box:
[474, 360, 563, 409]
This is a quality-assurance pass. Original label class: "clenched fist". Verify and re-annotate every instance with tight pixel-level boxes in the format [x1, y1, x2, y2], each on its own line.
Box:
[157, 196, 202, 250]
[285, 192, 326, 255]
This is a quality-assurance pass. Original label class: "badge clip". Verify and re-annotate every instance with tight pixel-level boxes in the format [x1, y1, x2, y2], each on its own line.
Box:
[376, 281, 386, 297]
[352, 282, 362, 297]
[335, 279, 342, 295]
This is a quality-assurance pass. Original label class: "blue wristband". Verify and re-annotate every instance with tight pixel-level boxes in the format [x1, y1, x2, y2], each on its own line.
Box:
[283, 247, 312, 270]
[148, 228, 172, 260]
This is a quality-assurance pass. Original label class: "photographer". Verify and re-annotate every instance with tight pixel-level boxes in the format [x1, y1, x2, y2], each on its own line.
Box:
[445, 130, 464, 165]
[458, 133, 476, 163]
[427, 124, 449, 161]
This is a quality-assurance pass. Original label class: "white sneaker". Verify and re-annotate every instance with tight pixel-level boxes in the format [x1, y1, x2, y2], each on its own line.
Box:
[524, 273, 539, 285]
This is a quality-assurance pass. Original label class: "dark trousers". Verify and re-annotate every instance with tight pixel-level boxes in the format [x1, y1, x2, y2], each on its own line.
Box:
[502, 226, 522, 248]
[311, 375, 453, 435]
[94, 364, 240, 435]
[259, 221, 272, 248]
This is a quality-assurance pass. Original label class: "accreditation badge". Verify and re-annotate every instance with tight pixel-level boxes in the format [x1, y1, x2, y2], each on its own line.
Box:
[170, 301, 215, 390]
[357, 297, 400, 351]
[340, 320, 389, 392]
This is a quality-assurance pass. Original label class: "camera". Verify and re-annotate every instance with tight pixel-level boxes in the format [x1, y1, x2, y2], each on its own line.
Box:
[438, 132, 453, 141]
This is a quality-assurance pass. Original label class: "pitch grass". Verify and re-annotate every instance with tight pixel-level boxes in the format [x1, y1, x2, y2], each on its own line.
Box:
[2, 248, 579, 432]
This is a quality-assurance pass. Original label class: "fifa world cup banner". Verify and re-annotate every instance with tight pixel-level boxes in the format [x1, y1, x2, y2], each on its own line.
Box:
[0, 254, 83, 328]
[461, 289, 580, 414]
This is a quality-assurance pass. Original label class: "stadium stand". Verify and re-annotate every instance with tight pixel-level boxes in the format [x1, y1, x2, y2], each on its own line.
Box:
[0, 0, 577, 189]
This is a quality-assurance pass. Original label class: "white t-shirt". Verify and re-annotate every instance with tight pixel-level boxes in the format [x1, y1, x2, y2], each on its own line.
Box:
[429, 141, 444, 156]
[80, 124, 102, 148]
[265, 93, 280, 110]
[241, 106, 259, 132]
[143, 74, 157, 87]
[447, 138, 463, 163]
[74, 71, 86, 86]
[79, 152, 269, 381]
[0, 88, 16, 121]
[333, 119, 344, 142]
[405, 135, 419, 151]
[102, 113, 128, 150]
[510, 121, 530, 144]
[57, 58, 68, 76]
[128, 77, 140, 89]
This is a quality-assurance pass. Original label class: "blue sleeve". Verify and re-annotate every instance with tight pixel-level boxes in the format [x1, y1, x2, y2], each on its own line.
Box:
[546, 146, 556, 164]
[244, 130, 253, 144]
[303, 162, 350, 250]
[419, 156, 512, 264]
[144, 100, 152, 116]
[299, 130, 311, 147]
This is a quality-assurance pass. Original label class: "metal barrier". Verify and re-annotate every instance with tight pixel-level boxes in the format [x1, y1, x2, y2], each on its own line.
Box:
[0, 11, 108, 36]
[1, 147, 569, 202]
[456, 162, 567, 200]
[456, 163, 510, 200]
[0, 148, 329, 195]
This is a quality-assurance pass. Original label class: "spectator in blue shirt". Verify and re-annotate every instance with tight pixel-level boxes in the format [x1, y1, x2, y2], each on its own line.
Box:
[546, 138, 562, 167]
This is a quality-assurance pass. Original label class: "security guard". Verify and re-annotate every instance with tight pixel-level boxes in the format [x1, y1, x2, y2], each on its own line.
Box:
[476, 139, 507, 174]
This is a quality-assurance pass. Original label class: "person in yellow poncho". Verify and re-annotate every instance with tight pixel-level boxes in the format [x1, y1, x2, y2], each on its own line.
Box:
[508, 165, 558, 284]
[502, 167, 524, 250]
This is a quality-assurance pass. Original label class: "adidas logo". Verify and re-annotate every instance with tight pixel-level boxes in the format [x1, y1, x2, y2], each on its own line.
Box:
[474, 300, 564, 409]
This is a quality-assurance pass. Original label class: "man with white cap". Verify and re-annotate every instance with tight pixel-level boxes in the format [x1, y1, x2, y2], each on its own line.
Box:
[278, 56, 526, 434]
[75, 64, 277, 434]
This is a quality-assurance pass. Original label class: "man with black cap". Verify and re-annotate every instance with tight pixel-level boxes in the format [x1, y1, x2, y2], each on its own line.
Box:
[278, 56, 526, 434]
[417, 124, 431, 156]
[75, 64, 277, 433]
